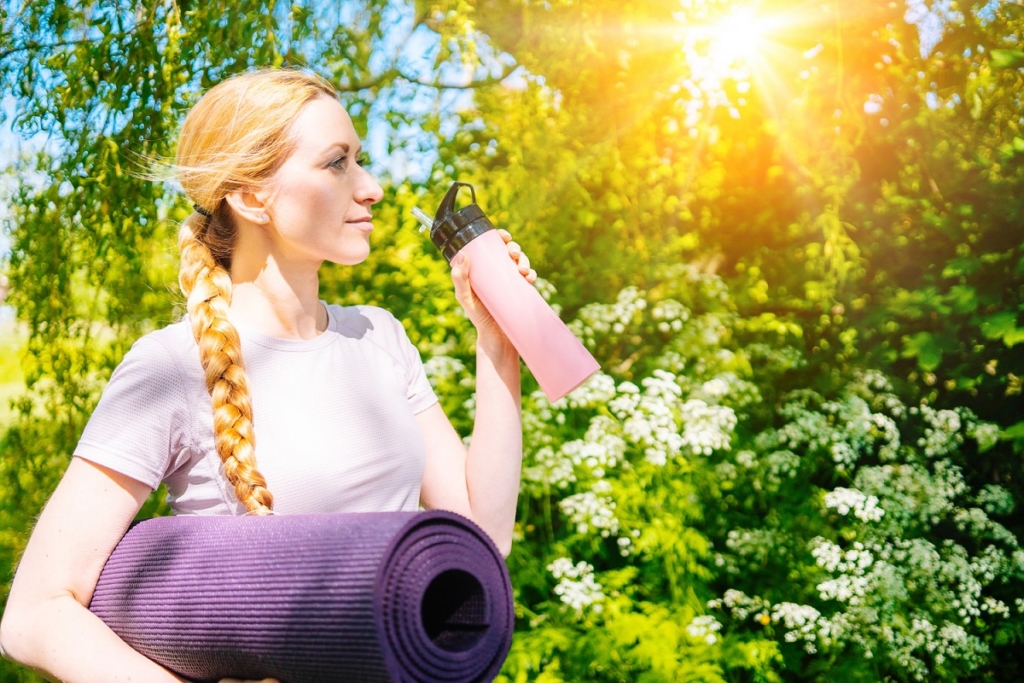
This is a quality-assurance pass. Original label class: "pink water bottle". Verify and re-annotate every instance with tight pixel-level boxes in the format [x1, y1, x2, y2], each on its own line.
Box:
[418, 182, 600, 402]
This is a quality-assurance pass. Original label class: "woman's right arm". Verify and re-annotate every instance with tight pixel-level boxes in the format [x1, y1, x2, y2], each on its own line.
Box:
[0, 457, 189, 682]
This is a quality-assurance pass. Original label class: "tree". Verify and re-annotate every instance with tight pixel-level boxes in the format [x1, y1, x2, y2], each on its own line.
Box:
[2, 0, 1022, 681]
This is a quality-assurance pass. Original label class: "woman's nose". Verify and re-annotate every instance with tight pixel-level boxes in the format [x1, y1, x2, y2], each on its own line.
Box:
[356, 166, 384, 205]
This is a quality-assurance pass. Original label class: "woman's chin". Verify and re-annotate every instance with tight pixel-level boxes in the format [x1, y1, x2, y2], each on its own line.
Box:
[327, 244, 371, 267]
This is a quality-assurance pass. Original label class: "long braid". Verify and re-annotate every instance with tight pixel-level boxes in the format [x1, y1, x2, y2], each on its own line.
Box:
[174, 68, 337, 514]
[178, 211, 273, 515]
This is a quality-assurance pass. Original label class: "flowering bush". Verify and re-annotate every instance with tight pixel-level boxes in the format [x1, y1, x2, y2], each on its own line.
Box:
[425, 268, 1024, 682]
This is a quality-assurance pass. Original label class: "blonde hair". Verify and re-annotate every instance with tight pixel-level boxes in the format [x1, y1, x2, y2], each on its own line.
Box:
[175, 69, 337, 514]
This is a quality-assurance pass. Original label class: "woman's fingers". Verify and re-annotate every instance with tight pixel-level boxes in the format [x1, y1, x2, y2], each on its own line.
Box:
[496, 229, 538, 284]
[504, 238, 532, 271]
[516, 250, 530, 274]
[505, 241, 535, 282]
[506, 240, 522, 262]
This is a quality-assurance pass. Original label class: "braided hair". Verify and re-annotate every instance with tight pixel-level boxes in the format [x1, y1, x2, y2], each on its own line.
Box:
[174, 69, 336, 514]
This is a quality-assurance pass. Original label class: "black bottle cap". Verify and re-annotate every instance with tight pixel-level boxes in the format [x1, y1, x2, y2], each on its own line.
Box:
[429, 182, 495, 263]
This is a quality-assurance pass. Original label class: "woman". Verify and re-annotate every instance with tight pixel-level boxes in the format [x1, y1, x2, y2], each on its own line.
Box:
[0, 68, 533, 681]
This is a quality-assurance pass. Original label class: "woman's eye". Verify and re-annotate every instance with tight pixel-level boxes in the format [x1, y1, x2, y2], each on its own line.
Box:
[329, 156, 347, 170]
[357, 152, 370, 167]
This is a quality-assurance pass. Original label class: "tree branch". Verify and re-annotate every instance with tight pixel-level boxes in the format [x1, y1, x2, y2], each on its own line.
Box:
[337, 63, 518, 93]
[0, 36, 103, 62]
[0, 22, 143, 63]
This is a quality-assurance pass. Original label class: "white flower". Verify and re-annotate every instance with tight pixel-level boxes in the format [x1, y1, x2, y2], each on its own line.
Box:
[825, 487, 885, 523]
[735, 450, 757, 468]
[830, 442, 857, 469]
[981, 597, 1010, 618]
[612, 371, 692, 465]
[680, 399, 736, 456]
[870, 412, 901, 461]
[764, 450, 800, 487]
[816, 574, 871, 604]
[685, 615, 723, 645]
[422, 355, 467, 387]
[565, 372, 617, 408]
[726, 529, 777, 565]
[771, 603, 823, 653]
[651, 298, 690, 323]
[818, 539, 874, 571]
[560, 415, 627, 477]
[547, 557, 604, 615]
[917, 406, 964, 457]
[715, 589, 770, 621]
[522, 445, 575, 490]
[559, 485, 619, 538]
[571, 286, 648, 345]
[967, 421, 1000, 453]
[715, 461, 738, 481]
[975, 484, 1015, 516]
[700, 377, 730, 398]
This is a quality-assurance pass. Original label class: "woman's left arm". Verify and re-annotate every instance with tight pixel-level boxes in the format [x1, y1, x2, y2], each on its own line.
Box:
[417, 231, 533, 556]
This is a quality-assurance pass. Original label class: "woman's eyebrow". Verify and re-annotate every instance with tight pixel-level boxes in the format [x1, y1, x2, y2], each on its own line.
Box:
[321, 142, 352, 156]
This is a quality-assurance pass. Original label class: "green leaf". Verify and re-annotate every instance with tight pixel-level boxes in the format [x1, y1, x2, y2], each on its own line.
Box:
[942, 257, 981, 278]
[971, 91, 984, 120]
[1001, 421, 1024, 440]
[901, 331, 943, 371]
[1005, 328, 1024, 347]
[947, 285, 978, 314]
[980, 312, 1024, 346]
[990, 49, 1024, 69]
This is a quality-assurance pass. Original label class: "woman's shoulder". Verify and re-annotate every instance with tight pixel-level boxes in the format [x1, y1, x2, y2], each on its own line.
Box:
[118, 318, 198, 376]
[326, 303, 405, 338]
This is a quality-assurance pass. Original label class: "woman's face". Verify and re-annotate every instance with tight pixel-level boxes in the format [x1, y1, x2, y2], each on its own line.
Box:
[258, 95, 383, 266]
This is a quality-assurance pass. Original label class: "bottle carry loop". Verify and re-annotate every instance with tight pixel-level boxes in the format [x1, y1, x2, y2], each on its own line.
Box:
[429, 182, 496, 264]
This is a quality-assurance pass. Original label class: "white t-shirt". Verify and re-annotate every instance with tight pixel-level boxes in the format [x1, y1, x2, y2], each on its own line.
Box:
[74, 303, 438, 515]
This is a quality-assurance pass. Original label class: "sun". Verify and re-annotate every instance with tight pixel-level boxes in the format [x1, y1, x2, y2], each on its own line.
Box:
[671, 3, 793, 102]
[707, 6, 766, 66]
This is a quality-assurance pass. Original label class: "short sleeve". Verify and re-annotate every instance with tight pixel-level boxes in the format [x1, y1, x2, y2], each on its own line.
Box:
[391, 315, 439, 415]
[74, 334, 193, 489]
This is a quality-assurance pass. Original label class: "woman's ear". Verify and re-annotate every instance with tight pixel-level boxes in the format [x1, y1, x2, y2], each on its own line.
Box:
[224, 189, 270, 225]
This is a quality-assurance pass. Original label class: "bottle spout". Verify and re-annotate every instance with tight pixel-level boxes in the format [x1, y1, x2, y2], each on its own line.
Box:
[411, 206, 434, 232]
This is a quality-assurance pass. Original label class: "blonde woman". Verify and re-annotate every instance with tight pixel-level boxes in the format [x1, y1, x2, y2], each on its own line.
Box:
[0, 69, 533, 682]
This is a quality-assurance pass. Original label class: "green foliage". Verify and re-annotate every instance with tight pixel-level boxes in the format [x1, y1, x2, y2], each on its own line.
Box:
[456, 274, 1020, 682]
[0, 321, 25, 431]
[2, 0, 1024, 681]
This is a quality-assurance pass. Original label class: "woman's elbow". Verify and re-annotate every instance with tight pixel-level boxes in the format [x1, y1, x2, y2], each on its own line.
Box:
[491, 529, 513, 559]
[0, 603, 31, 666]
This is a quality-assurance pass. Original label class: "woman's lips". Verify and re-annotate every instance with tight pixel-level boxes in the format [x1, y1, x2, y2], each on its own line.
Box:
[347, 216, 374, 232]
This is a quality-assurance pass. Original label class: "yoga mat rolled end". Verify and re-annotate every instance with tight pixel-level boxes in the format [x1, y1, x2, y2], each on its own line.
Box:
[376, 510, 514, 683]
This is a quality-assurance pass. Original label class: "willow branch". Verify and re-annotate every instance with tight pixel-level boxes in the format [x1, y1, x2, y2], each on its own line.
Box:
[337, 63, 517, 93]
[0, 23, 143, 62]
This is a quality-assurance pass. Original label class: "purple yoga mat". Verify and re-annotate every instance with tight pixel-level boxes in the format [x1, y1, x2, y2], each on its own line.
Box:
[88, 511, 514, 682]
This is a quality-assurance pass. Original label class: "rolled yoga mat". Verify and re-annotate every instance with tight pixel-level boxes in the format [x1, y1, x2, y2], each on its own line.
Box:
[88, 510, 514, 683]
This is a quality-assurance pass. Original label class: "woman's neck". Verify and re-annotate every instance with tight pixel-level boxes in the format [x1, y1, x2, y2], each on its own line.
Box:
[228, 256, 327, 341]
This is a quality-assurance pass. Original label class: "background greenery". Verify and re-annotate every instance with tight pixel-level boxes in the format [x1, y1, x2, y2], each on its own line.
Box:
[1, 0, 1022, 681]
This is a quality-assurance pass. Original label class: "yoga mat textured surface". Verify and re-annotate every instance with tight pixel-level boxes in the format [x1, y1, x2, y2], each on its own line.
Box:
[88, 511, 514, 682]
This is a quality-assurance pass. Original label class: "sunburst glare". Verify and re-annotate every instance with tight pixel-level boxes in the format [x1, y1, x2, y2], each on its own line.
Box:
[706, 6, 766, 66]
